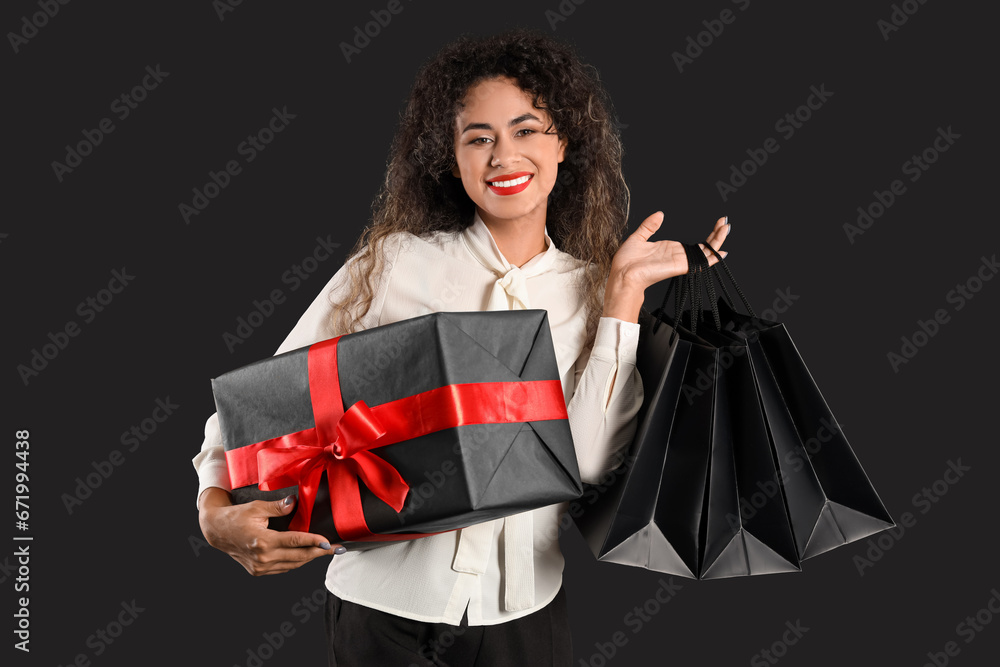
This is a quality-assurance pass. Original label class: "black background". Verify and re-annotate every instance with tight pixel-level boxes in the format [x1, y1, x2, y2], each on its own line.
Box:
[4, 1, 997, 665]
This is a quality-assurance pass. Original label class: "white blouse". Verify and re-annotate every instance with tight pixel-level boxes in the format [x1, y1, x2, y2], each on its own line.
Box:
[192, 213, 642, 625]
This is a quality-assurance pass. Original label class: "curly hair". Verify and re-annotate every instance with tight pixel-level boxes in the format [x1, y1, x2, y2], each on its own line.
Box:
[331, 28, 630, 341]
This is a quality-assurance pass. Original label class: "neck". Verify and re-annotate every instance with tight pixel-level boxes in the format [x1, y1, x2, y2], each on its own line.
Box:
[478, 213, 548, 267]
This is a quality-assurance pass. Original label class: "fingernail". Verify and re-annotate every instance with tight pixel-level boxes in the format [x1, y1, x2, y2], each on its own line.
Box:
[334, 546, 347, 555]
[319, 542, 331, 550]
[726, 216, 731, 228]
[283, 495, 295, 507]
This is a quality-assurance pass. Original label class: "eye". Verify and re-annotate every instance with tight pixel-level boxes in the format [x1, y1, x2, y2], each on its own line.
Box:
[515, 128, 535, 137]
[469, 136, 493, 145]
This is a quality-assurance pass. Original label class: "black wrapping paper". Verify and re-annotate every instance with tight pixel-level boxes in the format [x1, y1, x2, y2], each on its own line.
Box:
[212, 310, 582, 549]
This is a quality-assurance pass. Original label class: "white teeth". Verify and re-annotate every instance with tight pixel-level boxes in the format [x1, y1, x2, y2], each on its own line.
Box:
[489, 175, 530, 187]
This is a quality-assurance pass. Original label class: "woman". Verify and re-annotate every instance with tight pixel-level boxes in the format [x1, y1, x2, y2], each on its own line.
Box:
[194, 28, 729, 666]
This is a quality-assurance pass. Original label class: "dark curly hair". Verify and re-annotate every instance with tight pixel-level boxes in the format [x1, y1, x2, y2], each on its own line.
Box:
[331, 28, 630, 340]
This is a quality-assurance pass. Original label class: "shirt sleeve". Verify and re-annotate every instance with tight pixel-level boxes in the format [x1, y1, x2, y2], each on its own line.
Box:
[566, 316, 643, 484]
[191, 236, 400, 508]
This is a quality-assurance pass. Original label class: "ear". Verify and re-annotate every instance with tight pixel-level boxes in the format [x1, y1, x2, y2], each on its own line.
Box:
[557, 135, 568, 163]
[451, 163, 461, 178]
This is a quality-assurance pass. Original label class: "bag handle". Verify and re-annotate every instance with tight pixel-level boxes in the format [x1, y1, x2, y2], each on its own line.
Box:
[685, 242, 723, 333]
[701, 242, 757, 318]
[653, 242, 715, 336]
[651, 267, 690, 338]
[652, 240, 756, 335]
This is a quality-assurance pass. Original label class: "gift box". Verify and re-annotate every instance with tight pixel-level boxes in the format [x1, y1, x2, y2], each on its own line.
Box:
[212, 310, 582, 550]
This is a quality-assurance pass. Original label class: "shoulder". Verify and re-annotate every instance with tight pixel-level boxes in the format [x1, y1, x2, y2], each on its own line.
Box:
[358, 228, 463, 260]
[405, 227, 464, 253]
[549, 246, 591, 275]
[388, 226, 475, 268]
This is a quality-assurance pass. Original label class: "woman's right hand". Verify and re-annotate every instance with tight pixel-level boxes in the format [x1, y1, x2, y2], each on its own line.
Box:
[602, 213, 731, 324]
[197, 487, 340, 576]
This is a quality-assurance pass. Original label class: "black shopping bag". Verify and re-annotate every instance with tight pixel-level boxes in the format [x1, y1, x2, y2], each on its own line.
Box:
[702, 244, 896, 560]
[575, 251, 801, 579]
[692, 321, 802, 578]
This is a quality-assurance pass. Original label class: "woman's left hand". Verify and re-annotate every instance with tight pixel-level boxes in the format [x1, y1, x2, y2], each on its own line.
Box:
[602, 212, 730, 323]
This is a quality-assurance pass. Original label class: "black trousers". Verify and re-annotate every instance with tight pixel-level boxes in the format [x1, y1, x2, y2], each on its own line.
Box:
[325, 587, 573, 666]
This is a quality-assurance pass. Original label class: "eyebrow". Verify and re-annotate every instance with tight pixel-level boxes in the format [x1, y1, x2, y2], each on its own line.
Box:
[459, 113, 542, 135]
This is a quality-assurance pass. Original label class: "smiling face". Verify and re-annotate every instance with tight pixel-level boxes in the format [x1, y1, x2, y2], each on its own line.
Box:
[452, 76, 567, 231]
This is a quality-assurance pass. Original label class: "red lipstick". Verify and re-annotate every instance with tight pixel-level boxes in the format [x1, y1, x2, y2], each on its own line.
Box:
[487, 172, 533, 196]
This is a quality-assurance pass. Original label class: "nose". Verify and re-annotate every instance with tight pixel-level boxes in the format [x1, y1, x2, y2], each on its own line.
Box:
[490, 135, 520, 169]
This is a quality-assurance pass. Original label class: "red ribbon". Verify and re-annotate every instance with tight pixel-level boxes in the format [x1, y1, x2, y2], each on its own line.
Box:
[225, 336, 568, 541]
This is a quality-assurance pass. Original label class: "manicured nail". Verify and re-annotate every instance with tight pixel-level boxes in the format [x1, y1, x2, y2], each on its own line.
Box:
[334, 546, 347, 555]
[319, 542, 331, 550]
[725, 216, 731, 229]
[283, 495, 295, 506]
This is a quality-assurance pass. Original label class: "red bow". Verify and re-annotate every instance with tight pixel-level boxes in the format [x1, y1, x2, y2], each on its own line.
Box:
[254, 399, 409, 537]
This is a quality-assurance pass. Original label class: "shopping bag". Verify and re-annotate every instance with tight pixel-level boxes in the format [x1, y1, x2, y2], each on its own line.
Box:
[701, 244, 896, 559]
[573, 297, 706, 578]
[690, 324, 802, 578]
[575, 247, 801, 578]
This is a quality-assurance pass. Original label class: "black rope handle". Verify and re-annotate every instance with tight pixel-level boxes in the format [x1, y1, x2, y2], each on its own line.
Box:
[687, 241, 729, 334]
[702, 241, 756, 318]
[655, 242, 724, 336]
[683, 243, 704, 334]
[652, 269, 692, 344]
[704, 245, 737, 309]
[653, 239, 759, 336]
[652, 276, 675, 334]
[697, 244, 722, 331]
